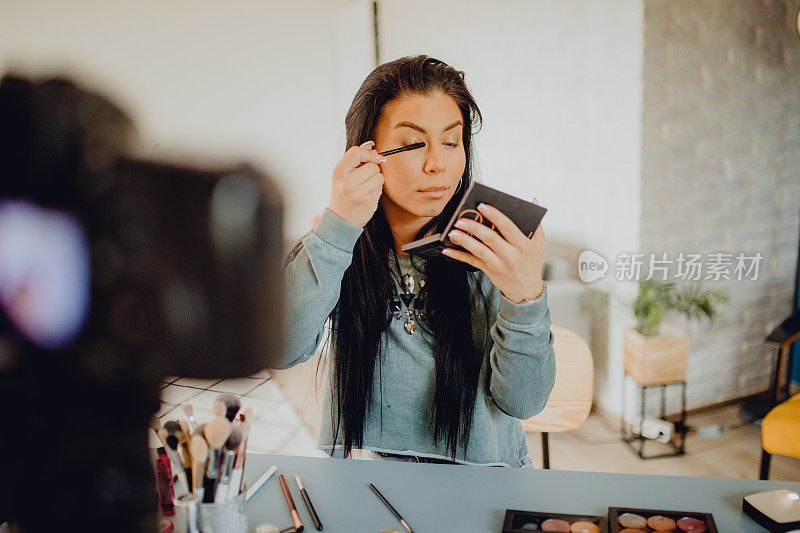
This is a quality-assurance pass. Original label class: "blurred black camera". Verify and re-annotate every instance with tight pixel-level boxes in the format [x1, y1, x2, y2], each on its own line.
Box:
[0, 75, 284, 530]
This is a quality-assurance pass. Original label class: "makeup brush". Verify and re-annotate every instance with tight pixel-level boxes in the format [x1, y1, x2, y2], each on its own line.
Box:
[214, 427, 242, 502]
[157, 427, 169, 446]
[236, 413, 254, 496]
[228, 420, 251, 500]
[193, 422, 206, 438]
[156, 428, 182, 477]
[177, 419, 190, 439]
[212, 400, 226, 418]
[164, 421, 187, 462]
[164, 422, 191, 494]
[181, 403, 198, 432]
[216, 393, 241, 422]
[202, 416, 232, 503]
[189, 435, 208, 498]
[177, 419, 194, 487]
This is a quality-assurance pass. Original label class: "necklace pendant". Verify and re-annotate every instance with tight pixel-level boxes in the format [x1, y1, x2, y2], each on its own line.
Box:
[402, 273, 415, 294]
[404, 317, 415, 335]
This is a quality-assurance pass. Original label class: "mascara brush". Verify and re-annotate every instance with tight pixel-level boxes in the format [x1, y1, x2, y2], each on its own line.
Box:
[378, 142, 425, 157]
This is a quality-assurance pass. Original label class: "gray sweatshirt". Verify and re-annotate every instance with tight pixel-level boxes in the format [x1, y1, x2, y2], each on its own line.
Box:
[276, 207, 556, 467]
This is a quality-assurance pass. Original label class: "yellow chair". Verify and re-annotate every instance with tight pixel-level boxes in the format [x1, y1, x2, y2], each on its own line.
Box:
[758, 310, 800, 480]
[521, 325, 594, 469]
[761, 393, 800, 479]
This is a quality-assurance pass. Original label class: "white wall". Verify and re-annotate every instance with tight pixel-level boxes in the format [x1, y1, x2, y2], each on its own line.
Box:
[0, 0, 375, 242]
[379, 0, 644, 414]
[0, 0, 644, 414]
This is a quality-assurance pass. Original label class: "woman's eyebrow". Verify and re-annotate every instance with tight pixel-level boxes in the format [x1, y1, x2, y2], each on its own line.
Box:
[392, 120, 463, 134]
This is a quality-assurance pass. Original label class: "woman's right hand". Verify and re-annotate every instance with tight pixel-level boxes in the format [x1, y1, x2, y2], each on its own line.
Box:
[328, 140, 386, 228]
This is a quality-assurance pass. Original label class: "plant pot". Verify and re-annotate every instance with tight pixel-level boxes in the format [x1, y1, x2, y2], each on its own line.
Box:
[624, 323, 687, 386]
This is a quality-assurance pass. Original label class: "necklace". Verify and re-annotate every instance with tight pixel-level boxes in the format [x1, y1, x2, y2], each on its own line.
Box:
[390, 251, 426, 335]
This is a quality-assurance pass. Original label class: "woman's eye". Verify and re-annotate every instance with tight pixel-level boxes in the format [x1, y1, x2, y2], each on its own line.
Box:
[443, 142, 459, 148]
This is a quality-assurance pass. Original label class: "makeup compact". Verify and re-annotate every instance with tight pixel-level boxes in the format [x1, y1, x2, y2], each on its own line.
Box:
[502, 509, 607, 532]
[608, 507, 717, 533]
[742, 489, 800, 532]
[401, 182, 547, 270]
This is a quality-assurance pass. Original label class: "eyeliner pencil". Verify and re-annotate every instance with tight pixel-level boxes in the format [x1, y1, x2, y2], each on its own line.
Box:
[279, 474, 304, 532]
[294, 475, 322, 530]
[378, 142, 425, 157]
[368, 483, 414, 533]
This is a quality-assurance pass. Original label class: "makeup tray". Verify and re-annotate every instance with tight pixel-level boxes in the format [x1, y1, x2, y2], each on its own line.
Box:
[502, 509, 608, 532]
[608, 506, 718, 533]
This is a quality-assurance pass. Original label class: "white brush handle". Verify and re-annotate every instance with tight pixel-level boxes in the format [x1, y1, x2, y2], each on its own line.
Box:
[227, 468, 243, 500]
[214, 480, 230, 503]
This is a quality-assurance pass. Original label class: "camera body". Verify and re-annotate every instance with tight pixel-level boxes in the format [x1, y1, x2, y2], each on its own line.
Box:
[0, 75, 284, 530]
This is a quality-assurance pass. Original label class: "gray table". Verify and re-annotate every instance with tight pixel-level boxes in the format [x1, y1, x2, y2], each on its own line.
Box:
[238, 453, 800, 532]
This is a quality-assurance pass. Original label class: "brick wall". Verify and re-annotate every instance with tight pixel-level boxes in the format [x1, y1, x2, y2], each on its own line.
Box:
[640, 0, 800, 411]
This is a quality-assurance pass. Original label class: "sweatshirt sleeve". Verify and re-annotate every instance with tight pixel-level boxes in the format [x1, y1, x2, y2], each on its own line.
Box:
[486, 282, 557, 420]
[274, 207, 363, 369]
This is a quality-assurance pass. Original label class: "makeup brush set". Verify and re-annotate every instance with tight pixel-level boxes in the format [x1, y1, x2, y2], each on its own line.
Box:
[151, 393, 254, 528]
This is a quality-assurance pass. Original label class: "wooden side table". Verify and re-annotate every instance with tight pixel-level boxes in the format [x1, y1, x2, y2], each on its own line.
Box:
[621, 324, 689, 459]
[621, 374, 688, 459]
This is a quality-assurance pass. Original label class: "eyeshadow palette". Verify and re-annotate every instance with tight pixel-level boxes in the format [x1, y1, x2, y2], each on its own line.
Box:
[608, 507, 717, 533]
[502, 509, 608, 533]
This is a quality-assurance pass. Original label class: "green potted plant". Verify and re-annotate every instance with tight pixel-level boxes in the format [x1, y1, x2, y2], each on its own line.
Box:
[583, 280, 730, 385]
[629, 280, 730, 385]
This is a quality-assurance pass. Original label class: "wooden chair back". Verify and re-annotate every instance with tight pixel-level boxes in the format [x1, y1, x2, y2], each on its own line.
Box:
[521, 325, 593, 434]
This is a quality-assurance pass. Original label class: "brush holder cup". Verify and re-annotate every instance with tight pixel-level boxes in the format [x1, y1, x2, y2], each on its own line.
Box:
[175, 493, 201, 533]
[175, 491, 248, 533]
[199, 491, 248, 533]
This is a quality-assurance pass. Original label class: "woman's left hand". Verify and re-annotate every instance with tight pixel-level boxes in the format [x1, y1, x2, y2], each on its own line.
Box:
[442, 203, 545, 304]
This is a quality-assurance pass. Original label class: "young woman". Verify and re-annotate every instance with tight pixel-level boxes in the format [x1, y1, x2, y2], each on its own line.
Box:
[279, 55, 555, 468]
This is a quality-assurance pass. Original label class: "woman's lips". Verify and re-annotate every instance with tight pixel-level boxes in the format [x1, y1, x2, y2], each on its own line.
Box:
[417, 187, 448, 199]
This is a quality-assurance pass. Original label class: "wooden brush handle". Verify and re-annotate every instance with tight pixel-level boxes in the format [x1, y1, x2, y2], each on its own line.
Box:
[192, 461, 206, 491]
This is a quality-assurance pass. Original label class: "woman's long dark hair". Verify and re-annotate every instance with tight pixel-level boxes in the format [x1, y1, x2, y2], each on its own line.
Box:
[328, 55, 487, 460]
